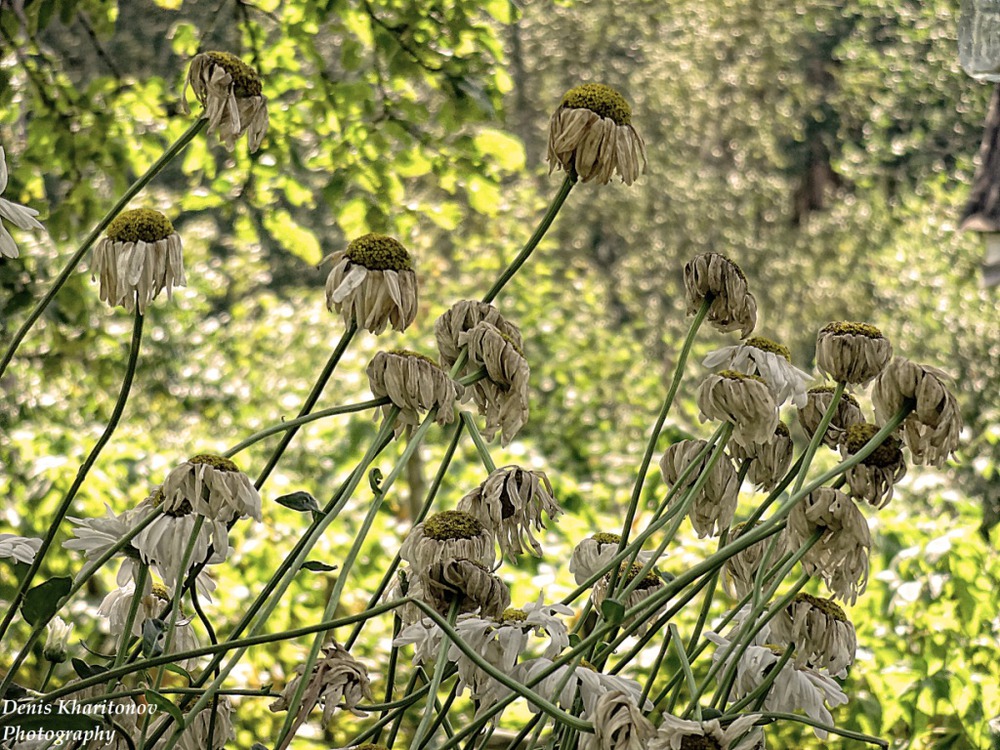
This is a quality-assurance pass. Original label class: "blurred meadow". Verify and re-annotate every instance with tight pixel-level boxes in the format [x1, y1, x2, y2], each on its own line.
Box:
[0, 0, 998, 747]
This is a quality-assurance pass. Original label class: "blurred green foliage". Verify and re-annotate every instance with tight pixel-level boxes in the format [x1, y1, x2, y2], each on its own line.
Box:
[0, 0, 998, 748]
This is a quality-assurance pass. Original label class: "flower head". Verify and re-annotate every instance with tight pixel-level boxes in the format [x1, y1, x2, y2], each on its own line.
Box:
[770, 591, 857, 678]
[786, 488, 871, 604]
[591, 562, 667, 636]
[42, 616, 73, 663]
[270, 641, 372, 728]
[366, 350, 462, 437]
[659, 439, 739, 537]
[703, 337, 812, 407]
[182, 51, 268, 151]
[797, 385, 864, 448]
[160, 454, 261, 523]
[580, 690, 657, 750]
[697, 370, 779, 448]
[0, 533, 42, 565]
[547, 83, 647, 185]
[0, 146, 44, 259]
[840, 422, 907, 508]
[458, 321, 531, 445]
[815, 321, 891, 385]
[516, 656, 650, 714]
[90, 208, 185, 313]
[325, 233, 418, 334]
[651, 713, 763, 750]
[64, 503, 152, 586]
[721, 522, 787, 599]
[871, 357, 962, 466]
[730, 422, 794, 492]
[435, 300, 524, 366]
[457, 466, 561, 558]
[684, 253, 758, 337]
[422, 557, 512, 618]
[400, 510, 495, 570]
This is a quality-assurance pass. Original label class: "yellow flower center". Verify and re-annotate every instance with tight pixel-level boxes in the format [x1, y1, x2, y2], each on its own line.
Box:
[389, 349, 439, 367]
[821, 321, 884, 339]
[423, 510, 485, 541]
[591, 532, 621, 545]
[745, 336, 791, 361]
[844, 423, 902, 468]
[794, 591, 848, 623]
[560, 83, 632, 126]
[151, 583, 170, 600]
[346, 233, 413, 271]
[188, 454, 240, 472]
[807, 385, 860, 408]
[106, 209, 174, 244]
[606, 562, 662, 591]
[717, 369, 766, 385]
[501, 608, 528, 623]
[204, 51, 262, 97]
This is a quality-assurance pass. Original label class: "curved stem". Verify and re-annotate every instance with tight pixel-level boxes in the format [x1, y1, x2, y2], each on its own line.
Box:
[0, 118, 205, 380]
[0, 306, 145, 686]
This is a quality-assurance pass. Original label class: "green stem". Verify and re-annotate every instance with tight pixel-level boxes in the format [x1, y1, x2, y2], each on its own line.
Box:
[792, 381, 845, 494]
[461, 410, 497, 472]
[410, 599, 462, 750]
[0, 306, 145, 687]
[0, 118, 205, 381]
[670, 624, 701, 720]
[747, 712, 888, 748]
[114, 563, 149, 669]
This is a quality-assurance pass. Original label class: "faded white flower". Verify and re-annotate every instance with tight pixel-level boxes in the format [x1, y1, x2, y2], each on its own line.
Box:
[42, 616, 72, 663]
[134, 493, 230, 588]
[580, 690, 656, 750]
[704, 337, 812, 407]
[770, 591, 857, 679]
[458, 321, 531, 445]
[400, 510, 495, 570]
[730, 422, 794, 492]
[815, 322, 891, 386]
[422, 557, 511, 619]
[0, 533, 42, 565]
[660, 438, 739, 538]
[570, 532, 656, 586]
[547, 83, 646, 185]
[0, 146, 44, 259]
[367, 350, 462, 438]
[721, 522, 787, 600]
[64, 503, 153, 586]
[871, 357, 962, 467]
[160, 454, 261, 523]
[797, 385, 865, 449]
[684, 253, 757, 338]
[840, 422, 907, 509]
[697, 370, 779, 448]
[457, 466, 561, 558]
[100, 581, 203, 670]
[90, 208, 185, 314]
[325, 233, 418, 335]
[181, 51, 268, 152]
[516, 657, 651, 714]
[651, 713, 763, 750]
[435, 300, 523, 367]
[591, 562, 667, 637]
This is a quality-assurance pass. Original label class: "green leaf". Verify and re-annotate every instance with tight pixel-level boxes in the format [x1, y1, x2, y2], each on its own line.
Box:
[145, 690, 184, 725]
[275, 491, 320, 513]
[302, 561, 338, 572]
[163, 663, 193, 683]
[600, 598, 625, 625]
[21, 576, 72, 626]
[71, 658, 109, 680]
[142, 618, 166, 658]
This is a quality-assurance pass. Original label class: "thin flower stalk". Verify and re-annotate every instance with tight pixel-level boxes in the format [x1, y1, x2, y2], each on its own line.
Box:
[791, 381, 845, 494]
[410, 600, 463, 750]
[113, 563, 149, 669]
[670, 624, 702, 719]
[750, 712, 888, 748]
[461, 410, 498, 472]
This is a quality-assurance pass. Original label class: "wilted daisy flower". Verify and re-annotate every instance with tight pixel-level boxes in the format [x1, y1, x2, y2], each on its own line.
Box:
[580, 690, 656, 750]
[546, 83, 646, 185]
[181, 51, 268, 152]
[659, 439, 739, 538]
[516, 657, 651, 714]
[400, 510, 495, 570]
[435, 300, 524, 367]
[42, 616, 72, 663]
[704, 337, 812, 407]
[382, 567, 427, 627]
[0, 146, 44, 259]
[366, 350, 463, 437]
[325, 233, 418, 334]
[786, 488, 871, 604]
[90, 208, 185, 314]
[270, 641, 372, 735]
[816, 322, 892, 386]
[591, 562, 667, 636]
[422, 557, 511, 619]
[458, 321, 531, 445]
[160, 454, 261, 523]
[0, 533, 42, 565]
[697, 370, 779, 448]
[704, 632, 847, 739]
[651, 714, 763, 750]
[571, 532, 621, 585]
[770, 591, 857, 678]
[457, 466, 561, 558]
[721, 522, 787, 599]
[100, 582, 203, 669]
[151, 695, 235, 750]
[840, 422, 907, 509]
[64, 503, 154, 585]
[684, 253, 758, 338]
[872, 357, 963, 466]
[730, 421, 794, 492]
[797, 385, 865, 448]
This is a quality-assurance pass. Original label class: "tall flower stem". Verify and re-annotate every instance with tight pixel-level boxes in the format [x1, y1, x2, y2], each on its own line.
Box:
[409, 599, 462, 750]
[113, 563, 149, 669]
[254, 321, 358, 489]
[0, 307, 145, 672]
[792, 381, 845, 494]
[0, 119, 205, 381]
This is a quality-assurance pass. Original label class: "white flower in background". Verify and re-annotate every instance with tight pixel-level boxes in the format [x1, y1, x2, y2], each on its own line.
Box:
[730, 422, 794, 492]
[684, 253, 757, 338]
[580, 690, 656, 750]
[515, 657, 651, 714]
[591, 562, 667, 637]
[697, 370, 779, 448]
[797, 385, 865, 448]
[181, 51, 268, 152]
[150, 695, 235, 750]
[64, 502, 155, 585]
[0, 146, 44, 259]
[325, 233, 418, 334]
[457, 466, 561, 558]
[160, 454, 261, 523]
[659, 439, 739, 538]
[569, 533, 657, 586]
[815, 321, 892, 386]
[704, 631, 847, 739]
[366, 350, 463, 438]
[720, 522, 787, 599]
[651, 713, 763, 750]
[90, 208, 185, 313]
[547, 83, 647, 185]
[770, 592, 857, 678]
[42, 616, 73, 663]
[458, 321, 532, 445]
[704, 336, 812, 407]
[0, 533, 42, 565]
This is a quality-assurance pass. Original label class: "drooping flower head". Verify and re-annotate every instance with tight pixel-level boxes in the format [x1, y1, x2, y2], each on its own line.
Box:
[42, 616, 73, 663]
[591, 562, 667, 636]
[0, 146, 44, 259]
[659, 439, 739, 537]
[160, 454, 262, 523]
[547, 83, 647, 185]
[366, 350, 462, 438]
[797, 385, 865, 448]
[580, 690, 657, 750]
[422, 557, 511, 619]
[90, 208, 185, 314]
[704, 337, 812, 407]
[721, 521, 787, 599]
[697, 370, 779, 448]
[182, 51, 269, 152]
[770, 591, 857, 678]
[871, 357, 962, 466]
[730, 421, 794, 492]
[815, 321, 891, 385]
[840, 422, 907, 509]
[457, 466, 561, 558]
[400, 510, 496, 570]
[650, 713, 763, 750]
[436, 300, 524, 367]
[684, 253, 758, 338]
[325, 233, 418, 334]
[458, 321, 531, 445]
[65, 503, 152, 586]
